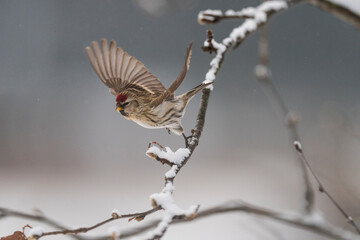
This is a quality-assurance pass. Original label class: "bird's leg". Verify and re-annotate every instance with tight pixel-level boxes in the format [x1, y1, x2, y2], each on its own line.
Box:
[182, 133, 192, 148]
[166, 128, 171, 135]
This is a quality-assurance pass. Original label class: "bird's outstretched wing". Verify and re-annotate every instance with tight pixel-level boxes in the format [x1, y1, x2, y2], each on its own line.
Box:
[85, 38, 166, 96]
[150, 42, 193, 107]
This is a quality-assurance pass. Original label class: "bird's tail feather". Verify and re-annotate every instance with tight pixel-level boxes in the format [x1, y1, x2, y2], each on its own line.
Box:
[182, 81, 214, 100]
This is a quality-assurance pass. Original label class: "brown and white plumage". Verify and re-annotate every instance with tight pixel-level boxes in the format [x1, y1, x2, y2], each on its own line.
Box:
[85, 38, 213, 135]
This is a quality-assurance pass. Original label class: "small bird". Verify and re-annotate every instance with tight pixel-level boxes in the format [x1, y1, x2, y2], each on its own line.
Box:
[85, 39, 212, 140]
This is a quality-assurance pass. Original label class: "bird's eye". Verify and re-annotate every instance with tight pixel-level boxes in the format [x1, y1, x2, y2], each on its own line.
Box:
[123, 102, 130, 106]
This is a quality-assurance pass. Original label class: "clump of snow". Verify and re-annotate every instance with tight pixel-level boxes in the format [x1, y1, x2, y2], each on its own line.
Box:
[111, 209, 121, 218]
[254, 64, 271, 79]
[142, 145, 200, 240]
[303, 210, 325, 226]
[240, 7, 258, 17]
[198, 9, 223, 25]
[145, 212, 172, 239]
[29, 227, 44, 237]
[163, 182, 175, 193]
[294, 141, 302, 152]
[165, 165, 178, 179]
[225, 9, 236, 15]
[258, 0, 288, 12]
[185, 205, 200, 217]
[201, 9, 223, 16]
[151, 191, 184, 216]
[203, 39, 210, 47]
[146, 186, 200, 239]
[108, 225, 121, 237]
[146, 146, 190, 165]
[226, 0, 287, 44]
[202, 39, 227, 90]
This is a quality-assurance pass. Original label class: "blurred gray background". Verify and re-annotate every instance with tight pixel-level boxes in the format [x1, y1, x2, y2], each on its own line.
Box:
[1, 0, 360, 239]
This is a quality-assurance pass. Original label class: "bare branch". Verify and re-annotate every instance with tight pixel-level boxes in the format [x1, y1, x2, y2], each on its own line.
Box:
[251, 3, 360, 233]
[0, 208, 84, 240]
[38, 207, 161, 239]
[254, 21, 315, 214]
[0, 207, 161, 239]
[305, 0, 360, 30]
[293, 142, 360, 234]
[117, 200, 360, 240]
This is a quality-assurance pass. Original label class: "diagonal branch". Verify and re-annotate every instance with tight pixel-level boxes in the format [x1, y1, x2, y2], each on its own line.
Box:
[305, 0, 360, 30]
[253, 5, 360, 234]
[294, 142, 360, 234]
[254, 21, 315, 214]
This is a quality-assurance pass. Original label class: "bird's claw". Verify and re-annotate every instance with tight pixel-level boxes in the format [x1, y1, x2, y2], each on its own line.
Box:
[182, 133, 192, 148]
[166, 128, 171, 135]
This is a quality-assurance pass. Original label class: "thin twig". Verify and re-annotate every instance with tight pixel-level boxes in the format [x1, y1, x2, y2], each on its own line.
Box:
[0, 207, 161, 239]
[38, 207, 161, 238]
[294, 143, 360, 234]
[253, 7, 360, 234]
[254, 21, 315, 213]
[0, 208, 84, 240]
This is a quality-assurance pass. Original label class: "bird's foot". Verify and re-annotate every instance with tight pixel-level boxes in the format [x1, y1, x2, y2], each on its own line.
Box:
[182, 133, 192, 148]
[166, 128, 171, 135]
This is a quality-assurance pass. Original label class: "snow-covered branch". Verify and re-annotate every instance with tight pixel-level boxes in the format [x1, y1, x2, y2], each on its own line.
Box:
[198, 1, 288, 25]
[198, 0, 288, 48]
[141, 144, 198, 240]
[200, 0, 288, 89]
[199, 0, 360, 238]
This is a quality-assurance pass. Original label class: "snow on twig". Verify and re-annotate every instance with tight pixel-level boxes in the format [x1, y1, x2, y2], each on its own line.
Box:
[29, 227, 44, 238]
[198, 1, 287, 25]
[139, 144, 198, 240]
[146, 146, 190, 165]
[201, 0, 288, 89]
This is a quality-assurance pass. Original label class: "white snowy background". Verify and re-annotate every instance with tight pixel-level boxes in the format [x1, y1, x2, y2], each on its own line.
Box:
[1, 0, 360, 239]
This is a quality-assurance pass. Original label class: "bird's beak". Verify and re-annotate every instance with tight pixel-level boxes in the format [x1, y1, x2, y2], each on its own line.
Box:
[116, 106, 122, 112]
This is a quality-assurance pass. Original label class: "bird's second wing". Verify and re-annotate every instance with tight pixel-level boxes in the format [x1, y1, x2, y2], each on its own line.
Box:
[86, 38, 166, 96]
[150, 42, 193, 107]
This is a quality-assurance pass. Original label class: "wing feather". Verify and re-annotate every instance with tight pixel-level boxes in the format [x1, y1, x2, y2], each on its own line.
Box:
[85, 46, 107, 85]
[101, 39, 112, 79]
[109, 40, 117, 78]
[91, 41, 110, 80]
[150, 42, 193, 107]
[86, 38, 166, 95]
[124, 56, 137, 81]
[115, 47, 123, 79]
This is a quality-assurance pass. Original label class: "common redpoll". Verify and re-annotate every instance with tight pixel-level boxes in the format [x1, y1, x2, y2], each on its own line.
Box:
[85, 39, 212, 138]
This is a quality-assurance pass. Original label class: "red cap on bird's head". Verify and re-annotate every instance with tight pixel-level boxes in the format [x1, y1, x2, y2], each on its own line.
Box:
[116, 94, 127, 102]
